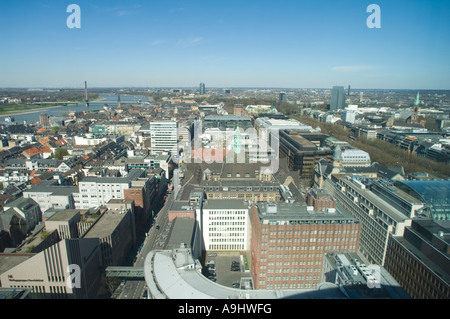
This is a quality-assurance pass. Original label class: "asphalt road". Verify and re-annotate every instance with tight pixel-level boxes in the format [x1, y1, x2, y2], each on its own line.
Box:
[117, 192, 174, 299]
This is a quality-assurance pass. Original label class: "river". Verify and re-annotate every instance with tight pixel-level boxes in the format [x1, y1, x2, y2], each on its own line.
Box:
[0, 93, 151, 126]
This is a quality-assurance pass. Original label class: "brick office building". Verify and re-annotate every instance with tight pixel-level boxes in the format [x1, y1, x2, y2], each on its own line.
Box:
[251, 192, 361, 290]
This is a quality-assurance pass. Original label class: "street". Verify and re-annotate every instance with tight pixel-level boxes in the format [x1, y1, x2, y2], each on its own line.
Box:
[116, 191, 174, 299]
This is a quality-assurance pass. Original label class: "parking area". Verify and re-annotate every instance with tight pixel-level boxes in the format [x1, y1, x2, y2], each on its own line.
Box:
[203, 251, 252, 289]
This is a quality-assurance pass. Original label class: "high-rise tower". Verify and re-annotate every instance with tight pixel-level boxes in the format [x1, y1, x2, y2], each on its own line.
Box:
[330, 86, 345, 110]
[199, 82, 206, 95]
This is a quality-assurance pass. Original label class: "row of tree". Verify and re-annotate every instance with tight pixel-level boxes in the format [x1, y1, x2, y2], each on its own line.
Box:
[294, 115, 449, 178]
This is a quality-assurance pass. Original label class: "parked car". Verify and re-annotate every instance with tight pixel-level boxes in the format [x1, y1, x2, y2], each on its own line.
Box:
[208, 253, 217, 257]
[232, 283, 240, 288]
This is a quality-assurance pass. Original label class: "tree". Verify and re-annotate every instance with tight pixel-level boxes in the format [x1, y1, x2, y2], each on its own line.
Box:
[54, 148, 68, 160]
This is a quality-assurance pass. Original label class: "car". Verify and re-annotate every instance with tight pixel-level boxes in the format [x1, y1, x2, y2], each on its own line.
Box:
[209, 271, 216, 276]
[141, 290, 148, 299]
[230, 267, 240, 271]
[155, 225, 160, 230]
[208, 265, 216, 270]
[232, 283, 240, 288]
[120, 279, 126, 286]
[208, 253, 217, 257]
[206, 260, 215, 265]
[208, 276, 216, 282]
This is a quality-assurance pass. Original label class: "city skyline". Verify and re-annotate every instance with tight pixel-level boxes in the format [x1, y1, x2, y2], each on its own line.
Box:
[1, 1, 450, 89]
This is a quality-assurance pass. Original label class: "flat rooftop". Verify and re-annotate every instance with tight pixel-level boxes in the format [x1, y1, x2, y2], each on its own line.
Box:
[0, 254, 34, 276]
[23, 180, 78, 196]
[83, 210, 128, 239]
[343, 177, 410, 223]
[164, 218, 196, 250]
[202, 199, 250, 210]
[45, 209, 81, 222]
[256, 201, 356, 222]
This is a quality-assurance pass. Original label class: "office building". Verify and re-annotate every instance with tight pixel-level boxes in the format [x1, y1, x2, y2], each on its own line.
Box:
[202, 179, 281, 202]
[384, 218, 450, 299]
[83, 199, 136, 266]
[0, 236, 101, 299]
[330, 175, 422, 266]
[203, 115, 252, 131]
[199, 82, 206, 95]
[279, 130, 333, 181]
[39, 113, 51, 127]
[23, 180, 78, 213]
[196, 199, 251, 251]
[341, 110, 355, 124]
[44, 210, 81, 240]
[330, 86, 345, 110]
[150, 121, 178, 156]
[73, 169, 145, 210]
[332, 145, 371, 167]
[251, 197, 361, 290]
[254, 117, 312, 132]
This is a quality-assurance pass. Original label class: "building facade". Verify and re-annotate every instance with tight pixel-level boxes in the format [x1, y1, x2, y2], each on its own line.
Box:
[196, 200, 251, 251]
[73, 169, 145, 210]
[329, 175, 420, 266]
[150, 121, 178, 155]
[0, 237, 102, 299]
[330, 86, 345, 110]
[251, 200, 361, 290]
[384, 218, 450, 299]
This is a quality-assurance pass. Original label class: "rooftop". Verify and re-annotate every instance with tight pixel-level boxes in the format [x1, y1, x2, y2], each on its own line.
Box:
[255, 201, 355, 222]
[144, 247, 347, 299]
[80, 168, 145, 184]
[164, 218, 196, 250]
[23, 180, 78, 196]
[45, 209, 81, 222]
[83, 210, 129, 239]
[202, 199, 250, 211]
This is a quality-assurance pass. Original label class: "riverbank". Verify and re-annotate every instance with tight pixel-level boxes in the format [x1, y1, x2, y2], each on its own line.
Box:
[0, 97, 105, 117]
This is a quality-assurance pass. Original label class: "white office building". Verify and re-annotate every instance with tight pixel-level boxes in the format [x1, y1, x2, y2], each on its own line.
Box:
[254, 117, 312, 132]
[196, 200, 251, 251]
[342, 110, 356, 124]
[150, 121, 178, 156]
[73, 169, 145, 210]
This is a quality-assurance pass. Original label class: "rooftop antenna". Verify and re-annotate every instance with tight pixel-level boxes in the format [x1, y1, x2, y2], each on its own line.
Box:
[85, 81, 89, 108]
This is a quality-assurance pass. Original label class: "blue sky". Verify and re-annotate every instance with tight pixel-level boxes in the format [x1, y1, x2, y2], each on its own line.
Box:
[0, 0, 449, 89]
